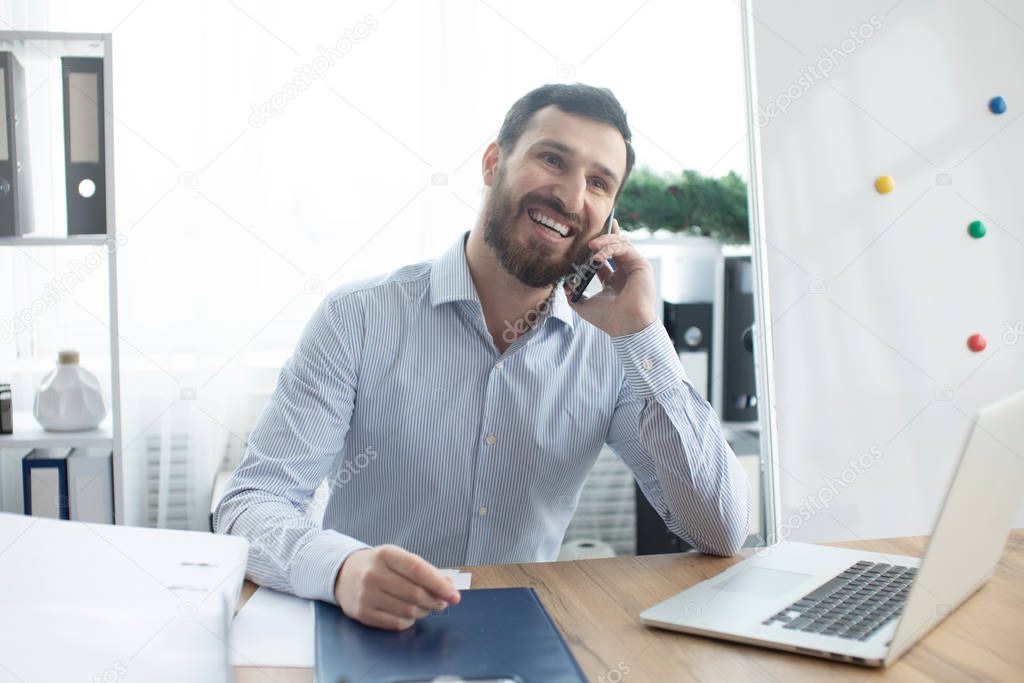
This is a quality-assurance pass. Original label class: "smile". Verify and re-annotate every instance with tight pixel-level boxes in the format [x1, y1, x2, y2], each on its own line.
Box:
[527, 209, 573, 238]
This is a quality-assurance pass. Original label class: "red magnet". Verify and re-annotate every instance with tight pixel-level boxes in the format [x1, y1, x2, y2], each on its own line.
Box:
[967, 334, 986, 352]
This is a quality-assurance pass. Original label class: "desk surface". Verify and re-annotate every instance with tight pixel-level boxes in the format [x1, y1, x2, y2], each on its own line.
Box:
[234, 530, 1024, 682]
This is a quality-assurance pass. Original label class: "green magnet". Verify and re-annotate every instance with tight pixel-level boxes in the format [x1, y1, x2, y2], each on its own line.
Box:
[968, 220, 986, 239]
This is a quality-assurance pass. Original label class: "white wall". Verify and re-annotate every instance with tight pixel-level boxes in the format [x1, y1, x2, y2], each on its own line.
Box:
[749, 0, 1024, 542]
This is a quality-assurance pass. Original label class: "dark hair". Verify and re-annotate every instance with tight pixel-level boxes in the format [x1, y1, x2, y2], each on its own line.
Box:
[496, 83, 635, 200]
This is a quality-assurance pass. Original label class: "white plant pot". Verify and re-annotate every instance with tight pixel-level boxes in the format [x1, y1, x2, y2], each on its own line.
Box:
[33, 350, 107, 432]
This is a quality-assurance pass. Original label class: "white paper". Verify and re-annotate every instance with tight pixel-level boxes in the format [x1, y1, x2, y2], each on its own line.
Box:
[0, 512, 249, 607]
[0, 600, 232, 683]
[0, 513, 247, 682]
[230, 587, 315, 668]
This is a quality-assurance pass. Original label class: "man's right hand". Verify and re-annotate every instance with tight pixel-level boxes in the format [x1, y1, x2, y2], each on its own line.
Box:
[333, 544, 461, 630]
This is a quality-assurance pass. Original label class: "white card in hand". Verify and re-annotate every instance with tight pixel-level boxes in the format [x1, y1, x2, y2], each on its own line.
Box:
[441, 569, 472, 590]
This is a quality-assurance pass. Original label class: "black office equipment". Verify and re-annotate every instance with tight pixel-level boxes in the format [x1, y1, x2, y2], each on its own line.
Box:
[0, 383, 12, 433]
[61, 56, 107, 235]
[723, 256, 758, 422]
[315, 587, 586, 683]
[0, 51, 32, 236]
[663, 301, 714, 401]
[635, 481, 692, 556]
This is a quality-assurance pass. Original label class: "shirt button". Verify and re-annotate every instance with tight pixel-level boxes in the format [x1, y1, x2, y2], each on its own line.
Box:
[641, 358, 654, 371]
[495, 360, 504, 369]
[485, 434, 497, 445]
[478, 506, 488, 516]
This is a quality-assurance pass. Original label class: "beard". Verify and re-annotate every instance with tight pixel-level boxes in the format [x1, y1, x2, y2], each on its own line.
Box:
[482, 165, 594, 289]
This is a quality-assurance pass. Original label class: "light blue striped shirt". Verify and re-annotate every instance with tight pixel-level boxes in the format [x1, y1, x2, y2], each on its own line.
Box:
[214, 231, 750, 604]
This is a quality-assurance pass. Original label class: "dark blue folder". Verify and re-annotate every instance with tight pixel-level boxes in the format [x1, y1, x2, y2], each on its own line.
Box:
[315, 587, 587, 683]
[22, 448, 71, 519]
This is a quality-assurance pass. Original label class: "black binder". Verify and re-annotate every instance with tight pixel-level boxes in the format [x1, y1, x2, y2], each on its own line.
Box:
[0, 51, 32, 236]
[61, 56, 107, 235]
[315, 587, 587, 683]
[22, 448, 73, 519]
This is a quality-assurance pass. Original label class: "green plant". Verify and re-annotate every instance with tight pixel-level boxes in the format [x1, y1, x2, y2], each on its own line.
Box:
[616, 167, 749, 244]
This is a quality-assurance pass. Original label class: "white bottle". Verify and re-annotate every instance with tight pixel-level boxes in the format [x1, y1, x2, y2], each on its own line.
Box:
[33, 350, 107, 431]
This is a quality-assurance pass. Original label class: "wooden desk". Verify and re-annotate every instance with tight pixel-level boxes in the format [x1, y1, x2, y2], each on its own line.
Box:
[234, 530, 1024, 682]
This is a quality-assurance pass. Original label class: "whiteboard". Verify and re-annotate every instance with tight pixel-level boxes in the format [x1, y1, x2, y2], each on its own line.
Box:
[746, 0, 1024, 543]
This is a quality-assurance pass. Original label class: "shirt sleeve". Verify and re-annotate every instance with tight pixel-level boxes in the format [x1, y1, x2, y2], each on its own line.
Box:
[605, 318, 752, 556]
[213, 293, 370, 603]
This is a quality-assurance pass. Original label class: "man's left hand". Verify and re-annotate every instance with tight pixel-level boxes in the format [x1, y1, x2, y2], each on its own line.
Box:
[563, 218, 657, 337]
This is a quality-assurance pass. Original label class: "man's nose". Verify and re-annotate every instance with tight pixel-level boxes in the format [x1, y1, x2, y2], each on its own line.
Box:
[552, 172, 587, 219]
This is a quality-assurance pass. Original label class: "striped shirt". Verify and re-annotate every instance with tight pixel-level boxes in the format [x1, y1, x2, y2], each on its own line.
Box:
[214, 231, 751, 604]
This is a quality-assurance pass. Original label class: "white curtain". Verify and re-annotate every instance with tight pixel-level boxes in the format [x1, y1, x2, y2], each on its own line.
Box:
[2, 0, 750, 529]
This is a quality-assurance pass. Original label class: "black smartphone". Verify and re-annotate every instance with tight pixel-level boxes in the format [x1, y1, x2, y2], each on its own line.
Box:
[566, 208, 615, 303]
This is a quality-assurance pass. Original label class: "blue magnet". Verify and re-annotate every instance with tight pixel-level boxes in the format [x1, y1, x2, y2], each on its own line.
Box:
[989, 96, 1007, 115]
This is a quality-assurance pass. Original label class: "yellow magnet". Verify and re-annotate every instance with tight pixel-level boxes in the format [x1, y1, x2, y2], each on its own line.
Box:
[875, 175, 895, 194]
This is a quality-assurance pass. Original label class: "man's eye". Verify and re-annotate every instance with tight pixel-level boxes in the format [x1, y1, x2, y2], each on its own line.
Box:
[590, 178, 608, 191]
[542, 153, 561, 166]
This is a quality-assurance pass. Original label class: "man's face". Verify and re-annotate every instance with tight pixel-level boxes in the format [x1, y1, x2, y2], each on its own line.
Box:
[482, 105, 626, 289]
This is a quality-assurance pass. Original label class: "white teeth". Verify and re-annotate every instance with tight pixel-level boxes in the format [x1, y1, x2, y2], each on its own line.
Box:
[528, 209, 569, 237]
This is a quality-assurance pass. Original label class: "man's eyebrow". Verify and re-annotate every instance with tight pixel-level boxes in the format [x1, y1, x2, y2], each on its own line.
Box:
[531, 138, 621, 188]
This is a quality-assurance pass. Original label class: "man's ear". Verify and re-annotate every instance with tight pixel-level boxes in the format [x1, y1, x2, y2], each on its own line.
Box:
[481, 142, 501, 187]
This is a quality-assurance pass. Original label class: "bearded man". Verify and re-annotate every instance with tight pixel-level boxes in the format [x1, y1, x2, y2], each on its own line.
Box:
[215, 83, 751, 630]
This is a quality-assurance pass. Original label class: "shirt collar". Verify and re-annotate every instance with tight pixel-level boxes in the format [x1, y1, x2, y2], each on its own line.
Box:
[430, 231, 575, 330]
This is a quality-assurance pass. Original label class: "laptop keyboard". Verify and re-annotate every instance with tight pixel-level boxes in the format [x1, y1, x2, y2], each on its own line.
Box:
[761, 560, 916, 641]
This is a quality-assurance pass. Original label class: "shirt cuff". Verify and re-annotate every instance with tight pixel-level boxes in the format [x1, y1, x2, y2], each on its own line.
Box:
[610, 318, 686, 398]
[289, 529, 370, 604]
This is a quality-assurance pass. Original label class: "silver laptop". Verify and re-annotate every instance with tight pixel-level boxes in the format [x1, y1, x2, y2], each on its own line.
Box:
[641, 389, 1024, 666]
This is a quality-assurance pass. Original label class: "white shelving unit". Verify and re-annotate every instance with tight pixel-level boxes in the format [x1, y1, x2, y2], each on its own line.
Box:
[0, 235, 110, 246]
[0, 32, 123, 523]
[1, 412, 113, 449]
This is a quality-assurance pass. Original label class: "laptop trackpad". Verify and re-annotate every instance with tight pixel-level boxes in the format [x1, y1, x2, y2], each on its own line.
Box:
[712, 566, 813, 598]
